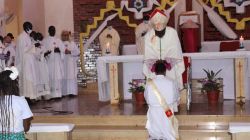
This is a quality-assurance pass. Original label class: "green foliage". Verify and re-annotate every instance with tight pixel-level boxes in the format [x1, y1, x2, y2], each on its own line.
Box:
[201, 69, 223, 93]
[128, 80, 145, 94]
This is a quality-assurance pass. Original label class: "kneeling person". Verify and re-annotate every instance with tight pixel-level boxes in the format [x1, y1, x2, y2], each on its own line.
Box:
[144, 60, 179, 140]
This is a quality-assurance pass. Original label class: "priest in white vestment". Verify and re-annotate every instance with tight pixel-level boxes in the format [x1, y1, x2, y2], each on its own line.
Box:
[144, 60, 178, 140]
[21, 32, 50, 99]
[135, 15, 152, 55]
[15, 22, 33, 96]
[33, 33, 50, 98]
[42, 26, 64, 99]
[61, 31, 80, 96]
[143, 9, 185, 110]
[22, 32, 40, 99]
[99, 26, 120, 55]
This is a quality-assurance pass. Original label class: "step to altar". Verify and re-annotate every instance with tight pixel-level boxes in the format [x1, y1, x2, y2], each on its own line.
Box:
[73, 125, 230, 140]
[31, 115, 250, 140]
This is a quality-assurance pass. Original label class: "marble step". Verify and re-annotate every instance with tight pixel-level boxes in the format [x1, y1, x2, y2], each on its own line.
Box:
[33, 115, 246, 140]
[72, 125, 231, 140]
[33, 115, 250, 126]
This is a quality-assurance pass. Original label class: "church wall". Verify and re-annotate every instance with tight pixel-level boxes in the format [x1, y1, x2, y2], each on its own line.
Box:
[4, 0, 20, 39]
[44, 0, 74, 37]
[2, 0, 74, 39]
[22, 0, 46, 36]
[0, 0, 5, 35]
[2, 0, 250, 43]
[72, 0, 176, 46]
[202, 3, 250, 41]
[73, 0, 250, 44]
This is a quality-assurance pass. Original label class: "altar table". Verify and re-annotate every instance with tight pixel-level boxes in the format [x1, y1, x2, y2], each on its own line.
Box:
[97, 51, 250, 103]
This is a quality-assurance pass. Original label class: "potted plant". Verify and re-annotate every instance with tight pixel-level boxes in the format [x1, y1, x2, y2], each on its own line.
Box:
[128, 79, 146, 104]
[201, 69, 223, 104]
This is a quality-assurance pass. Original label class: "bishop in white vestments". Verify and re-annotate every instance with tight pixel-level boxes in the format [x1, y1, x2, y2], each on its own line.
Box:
[143, 9, 185, 108]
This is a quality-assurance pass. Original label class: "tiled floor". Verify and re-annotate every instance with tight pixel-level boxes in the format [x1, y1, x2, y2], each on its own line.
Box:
[30, 92, 250, 116]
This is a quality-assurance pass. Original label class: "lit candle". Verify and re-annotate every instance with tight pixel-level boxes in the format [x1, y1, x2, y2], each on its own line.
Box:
[240, 36, 244, 48]
[106, 42, 110, 53]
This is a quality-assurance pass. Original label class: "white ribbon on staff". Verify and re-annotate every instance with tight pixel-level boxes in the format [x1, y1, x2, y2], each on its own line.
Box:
[196, 0, 237, 39]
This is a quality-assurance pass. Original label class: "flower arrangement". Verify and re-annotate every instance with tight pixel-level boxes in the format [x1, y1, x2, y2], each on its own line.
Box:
[128, 79, 145, 93]
[200, 69, 223, 93]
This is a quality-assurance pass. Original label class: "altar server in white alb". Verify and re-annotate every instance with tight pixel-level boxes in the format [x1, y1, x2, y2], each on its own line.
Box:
[15, 22, 33, 96]
[21, 31, 38, 99]
[3, 35, 16, 67]
[33, 32, 50, 98]
[22, 32, 50, 99]
[144, 60, 178, 140]
[0, 36, 6, 71]
[61, 31, 80, 96]
[42, 26, 64, 99]
[143, 9, 185, 108]
[7, 33, 16, 49]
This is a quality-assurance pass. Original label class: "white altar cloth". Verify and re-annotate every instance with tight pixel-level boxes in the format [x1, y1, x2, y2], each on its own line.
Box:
[97, 55, 143, 101]
[28, 123, 75, 133]
[97, 51, 250, 101]
[185, 51, 250, 99]
[229, 122, 250, 133]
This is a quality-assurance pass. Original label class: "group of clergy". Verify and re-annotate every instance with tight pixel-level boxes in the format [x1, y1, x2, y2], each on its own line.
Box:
[0, 22, 80, 101]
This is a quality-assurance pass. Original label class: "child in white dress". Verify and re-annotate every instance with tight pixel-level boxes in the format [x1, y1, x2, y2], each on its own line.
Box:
[0, 66, 33, 140]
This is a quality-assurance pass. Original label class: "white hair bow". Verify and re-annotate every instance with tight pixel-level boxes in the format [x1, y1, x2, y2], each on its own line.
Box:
[4, 66, 19, 80]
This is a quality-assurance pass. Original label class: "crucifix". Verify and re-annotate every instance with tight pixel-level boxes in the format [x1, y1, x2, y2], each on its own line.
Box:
[109, 62, 120, 104]
[235, 58, 245, 104]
